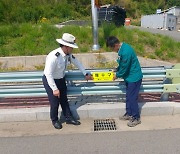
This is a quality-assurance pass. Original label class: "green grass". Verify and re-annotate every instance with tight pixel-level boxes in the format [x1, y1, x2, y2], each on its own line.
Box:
[0, 23, 180, 63]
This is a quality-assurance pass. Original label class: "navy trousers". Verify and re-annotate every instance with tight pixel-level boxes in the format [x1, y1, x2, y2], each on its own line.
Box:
[125, 79, 142, 119]
[42, 75, 72, 124]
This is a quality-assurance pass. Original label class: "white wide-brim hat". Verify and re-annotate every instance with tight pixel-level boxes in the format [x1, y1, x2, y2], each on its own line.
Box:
[56, 33, 78, 48]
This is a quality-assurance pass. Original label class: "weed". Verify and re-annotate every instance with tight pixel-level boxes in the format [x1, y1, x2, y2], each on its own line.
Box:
[90, 54, 118, 69]
[34, 64, 45, 70]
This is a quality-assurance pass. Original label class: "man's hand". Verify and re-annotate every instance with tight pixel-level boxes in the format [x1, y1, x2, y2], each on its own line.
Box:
[85, 74, 93, 80]
[53, 89, 60, 98]
[113, 74, 117, 80]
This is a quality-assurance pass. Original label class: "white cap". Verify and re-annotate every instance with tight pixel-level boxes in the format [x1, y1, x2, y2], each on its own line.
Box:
[56, 33, 78, 48]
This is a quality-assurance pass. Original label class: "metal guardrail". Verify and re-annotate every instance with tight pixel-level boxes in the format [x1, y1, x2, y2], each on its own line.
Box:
[0, 67, 167, 82]
[0, 66, 180, 99]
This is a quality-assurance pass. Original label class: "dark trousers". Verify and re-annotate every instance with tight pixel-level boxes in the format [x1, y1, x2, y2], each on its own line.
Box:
[125, 79, 142, 119]
[42, 75, 72, 124]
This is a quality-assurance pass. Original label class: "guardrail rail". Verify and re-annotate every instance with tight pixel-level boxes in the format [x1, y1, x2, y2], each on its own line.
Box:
[0, 65, 180, 101]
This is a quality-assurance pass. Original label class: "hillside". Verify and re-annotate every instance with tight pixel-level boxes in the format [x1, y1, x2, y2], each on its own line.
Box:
[0, 23, 179, 63]
[0, 0, 180, 64]
[0, 0, 180, 24]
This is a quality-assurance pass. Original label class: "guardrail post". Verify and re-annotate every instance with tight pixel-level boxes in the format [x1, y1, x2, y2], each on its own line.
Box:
[161, 66, 173, 101]
[162, 64, 180, 101]
[160, 93, 169, 101]
[161, 78, 170, 101]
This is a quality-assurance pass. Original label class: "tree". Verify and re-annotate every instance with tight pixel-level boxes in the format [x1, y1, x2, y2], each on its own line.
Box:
[167, 0, 180, 7]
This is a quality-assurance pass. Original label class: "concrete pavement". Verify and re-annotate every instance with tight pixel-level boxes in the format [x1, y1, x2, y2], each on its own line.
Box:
[0, 94, 180, 137]
[0, 115, 180, 137]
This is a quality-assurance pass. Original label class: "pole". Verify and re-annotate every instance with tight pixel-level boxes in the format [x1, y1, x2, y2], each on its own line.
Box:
[91, 0, 100, 51]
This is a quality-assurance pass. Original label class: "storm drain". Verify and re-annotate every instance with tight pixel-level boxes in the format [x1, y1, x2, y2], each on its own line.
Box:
[94, 119, 116, 131]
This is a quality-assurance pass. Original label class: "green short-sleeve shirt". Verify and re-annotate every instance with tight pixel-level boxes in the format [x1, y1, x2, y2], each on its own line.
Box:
[116, 43, 143, 82]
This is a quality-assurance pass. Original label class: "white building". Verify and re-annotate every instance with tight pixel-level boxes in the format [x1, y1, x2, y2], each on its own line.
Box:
[141, 6, 180, 31]
[163, 6, 180, 16]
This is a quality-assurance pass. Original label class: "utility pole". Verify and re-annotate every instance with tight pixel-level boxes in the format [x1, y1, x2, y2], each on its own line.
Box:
[91, 0, 100, 51]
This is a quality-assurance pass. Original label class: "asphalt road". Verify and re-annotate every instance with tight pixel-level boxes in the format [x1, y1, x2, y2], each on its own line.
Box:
[126, 26, 180, 42]
[0, 115, 180, 154]
[57, 21, 180, 42]
[126, 25, 180, 42]
[0, 129, 180, 154]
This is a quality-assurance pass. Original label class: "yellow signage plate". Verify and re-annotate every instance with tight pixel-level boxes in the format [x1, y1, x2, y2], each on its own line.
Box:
[92, 71, 114, 82]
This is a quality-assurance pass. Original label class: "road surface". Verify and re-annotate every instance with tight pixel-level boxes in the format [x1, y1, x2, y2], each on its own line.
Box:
[0, 115, 180, 154]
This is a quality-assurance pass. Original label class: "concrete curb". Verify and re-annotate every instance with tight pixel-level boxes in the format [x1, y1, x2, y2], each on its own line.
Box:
[0, 102, 180, 122]
[0, 53, 173, 70]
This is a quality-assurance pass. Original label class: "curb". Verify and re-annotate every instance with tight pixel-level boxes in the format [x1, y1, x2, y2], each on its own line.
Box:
[0, 102, 180, 122]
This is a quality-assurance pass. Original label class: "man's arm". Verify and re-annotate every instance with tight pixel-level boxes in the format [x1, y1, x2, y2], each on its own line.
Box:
[44, 57, 58, 91]
[70, 54, 92, 80]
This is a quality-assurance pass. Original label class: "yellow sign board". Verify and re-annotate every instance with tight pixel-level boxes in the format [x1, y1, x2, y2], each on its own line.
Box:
[92, 71, 114, 82]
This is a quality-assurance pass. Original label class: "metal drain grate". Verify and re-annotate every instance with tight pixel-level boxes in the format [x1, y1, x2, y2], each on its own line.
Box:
[94, 119, 116, 131]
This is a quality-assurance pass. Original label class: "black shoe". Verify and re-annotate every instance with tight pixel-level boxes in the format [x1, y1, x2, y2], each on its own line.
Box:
[53, 121, 62, 129]
[66, 117, 81, 125]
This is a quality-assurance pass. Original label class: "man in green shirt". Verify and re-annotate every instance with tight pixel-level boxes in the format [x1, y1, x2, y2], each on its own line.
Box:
[106, 36, 143, 127]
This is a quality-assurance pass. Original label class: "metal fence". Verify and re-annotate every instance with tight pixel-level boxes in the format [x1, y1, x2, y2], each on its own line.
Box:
[0, 66, 180, 101]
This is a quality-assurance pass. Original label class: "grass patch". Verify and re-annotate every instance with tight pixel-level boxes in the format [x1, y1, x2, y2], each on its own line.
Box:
[0, 23, 180, 63]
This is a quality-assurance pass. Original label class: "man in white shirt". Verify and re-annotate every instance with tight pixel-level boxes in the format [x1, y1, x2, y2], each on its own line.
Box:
[42, 33, 92, 129]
